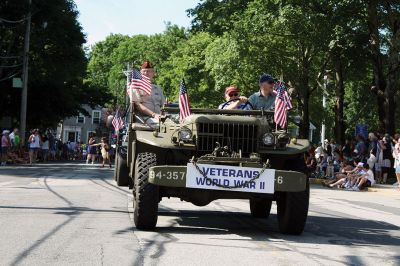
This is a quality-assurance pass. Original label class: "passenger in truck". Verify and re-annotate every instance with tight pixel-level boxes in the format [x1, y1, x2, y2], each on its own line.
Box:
[218, 85, 252, 110]
[248, 73, 276, 110]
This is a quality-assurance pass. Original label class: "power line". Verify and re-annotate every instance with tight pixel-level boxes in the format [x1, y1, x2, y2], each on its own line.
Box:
[0, 70, 21, 82]
[0, 56, 22, 59]
[0, 63, 23, 68]
[0, 16, 29, 24]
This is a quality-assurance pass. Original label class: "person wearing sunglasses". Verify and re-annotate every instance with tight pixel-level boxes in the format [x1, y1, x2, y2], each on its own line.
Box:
[248, 73, 277, 110]
[218, 86, 252, 110]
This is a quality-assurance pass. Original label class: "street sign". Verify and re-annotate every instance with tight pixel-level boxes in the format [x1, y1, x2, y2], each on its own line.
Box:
[355, 124, 368, 139]
[12, 77, 23, 88]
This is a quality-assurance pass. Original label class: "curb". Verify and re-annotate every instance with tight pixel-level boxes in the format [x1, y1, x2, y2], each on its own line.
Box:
[309, 178, 326, 185]
[310, 178, 399, 194]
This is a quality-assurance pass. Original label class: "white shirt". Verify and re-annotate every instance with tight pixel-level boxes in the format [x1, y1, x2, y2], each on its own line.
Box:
[365, 169, 375, 185]
[42, 140, 49, 150]
[9, 132, 15, 141]
[30, 134, 40, 148]
[315, 146, 322, 154]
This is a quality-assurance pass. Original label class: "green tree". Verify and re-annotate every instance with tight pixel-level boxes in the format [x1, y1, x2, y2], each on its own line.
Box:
[162, 32, 217, 107]
[187, 0, 250, 36]
[87, 25, 187, 106]
[367, 0, 400, 135]
[0, 0, 109, 128]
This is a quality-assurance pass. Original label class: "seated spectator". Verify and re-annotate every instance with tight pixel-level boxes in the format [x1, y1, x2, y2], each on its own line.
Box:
[307, 157, 317, 173]
[353, 164, 375, 191]
[319, 155, 328, 176]
[328, 162, 365, 189]
[315, 143, 323, 162]
[322, 160, 353, 186]
[325, 156, 335, 179]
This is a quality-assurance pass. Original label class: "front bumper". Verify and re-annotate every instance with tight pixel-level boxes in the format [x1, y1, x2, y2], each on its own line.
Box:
[148, 165, 307, 192]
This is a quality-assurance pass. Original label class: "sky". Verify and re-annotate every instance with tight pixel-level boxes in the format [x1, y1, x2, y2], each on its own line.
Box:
[74, 0, 200, 46]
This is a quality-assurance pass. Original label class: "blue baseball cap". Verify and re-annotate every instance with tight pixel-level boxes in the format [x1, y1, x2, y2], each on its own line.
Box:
[259, 73, 275, 84]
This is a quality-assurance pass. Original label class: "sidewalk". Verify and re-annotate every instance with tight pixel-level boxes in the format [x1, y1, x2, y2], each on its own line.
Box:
[310, 178, 399, 194]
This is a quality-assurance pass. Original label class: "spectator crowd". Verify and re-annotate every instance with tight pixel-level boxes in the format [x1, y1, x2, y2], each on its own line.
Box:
[306, 133, 400, 191]
[0, 128, 114, 168]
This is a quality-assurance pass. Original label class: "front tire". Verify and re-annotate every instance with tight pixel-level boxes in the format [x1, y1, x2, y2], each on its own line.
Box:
[249, 198, 272, 218]
[133, 152, 158, 230]
[276, 157, 309, 235]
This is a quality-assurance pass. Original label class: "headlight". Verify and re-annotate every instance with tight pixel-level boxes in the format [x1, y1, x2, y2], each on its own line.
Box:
[178, 127, 192, 141]
[277, 133, 290, 148]
[262, 133, 275, 146]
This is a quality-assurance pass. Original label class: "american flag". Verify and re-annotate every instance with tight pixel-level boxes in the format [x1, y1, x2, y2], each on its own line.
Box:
[112, 110, 124, 132]
[274, 81, 292, 128]
[179, 80, 191, 121]
[129, 69, 152, 95]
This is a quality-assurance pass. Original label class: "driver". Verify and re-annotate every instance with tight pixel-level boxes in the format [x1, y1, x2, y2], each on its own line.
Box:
[218, 86, 252, 110]
[248, 73, 276, 110]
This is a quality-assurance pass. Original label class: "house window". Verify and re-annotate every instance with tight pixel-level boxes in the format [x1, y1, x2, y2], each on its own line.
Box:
[92, 111, 100, 124]
[77, 113, 85, 123]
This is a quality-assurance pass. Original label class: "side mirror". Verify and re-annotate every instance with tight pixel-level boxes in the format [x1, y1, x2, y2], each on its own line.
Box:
[106, 115, 114, 128]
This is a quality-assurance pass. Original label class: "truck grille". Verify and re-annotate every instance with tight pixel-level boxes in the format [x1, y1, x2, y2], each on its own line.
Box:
[197, 123, 258, 154]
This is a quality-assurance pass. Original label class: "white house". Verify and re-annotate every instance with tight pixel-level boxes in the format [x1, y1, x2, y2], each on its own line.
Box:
[57, 105, 107, 144]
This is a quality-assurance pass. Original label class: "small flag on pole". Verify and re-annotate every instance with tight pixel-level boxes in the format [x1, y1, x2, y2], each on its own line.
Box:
[127, 69, 152, 96]
[112, 110, 124, 132]
[274, 81, 292, 128]
[179, 79, 191, 121]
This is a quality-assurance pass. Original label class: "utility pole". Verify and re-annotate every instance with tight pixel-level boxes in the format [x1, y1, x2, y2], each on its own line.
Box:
[20, 0, 32, 145]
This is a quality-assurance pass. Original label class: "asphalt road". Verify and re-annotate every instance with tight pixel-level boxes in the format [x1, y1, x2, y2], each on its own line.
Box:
[0, 162, 399, 266]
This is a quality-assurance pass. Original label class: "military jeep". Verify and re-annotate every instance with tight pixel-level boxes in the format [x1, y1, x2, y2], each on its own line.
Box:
[115, 105, 310, 235]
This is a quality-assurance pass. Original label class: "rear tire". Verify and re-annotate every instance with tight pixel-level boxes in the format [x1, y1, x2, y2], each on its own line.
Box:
[249, 198, 272, 218]
[115, 152, 129, 186]
[276, 157, 309, 235]
[133, 152, 158, 230]
[114, 154, 118, 181]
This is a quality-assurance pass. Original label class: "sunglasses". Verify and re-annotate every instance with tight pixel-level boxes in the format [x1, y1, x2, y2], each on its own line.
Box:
[228, 92, 239, 97]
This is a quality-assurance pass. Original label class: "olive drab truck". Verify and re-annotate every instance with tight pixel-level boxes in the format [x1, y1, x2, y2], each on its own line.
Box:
[114, 105, 310, 235]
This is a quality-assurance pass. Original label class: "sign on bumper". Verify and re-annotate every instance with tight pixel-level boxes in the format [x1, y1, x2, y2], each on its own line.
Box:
[186, 163, 275, 194]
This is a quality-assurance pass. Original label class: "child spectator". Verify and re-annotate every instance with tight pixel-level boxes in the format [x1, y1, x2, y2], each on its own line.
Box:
[353, 164, 375, 191]
[328, 162, 365, 189]
[82, 143, 87, 161]
[94, 137, 112, 168]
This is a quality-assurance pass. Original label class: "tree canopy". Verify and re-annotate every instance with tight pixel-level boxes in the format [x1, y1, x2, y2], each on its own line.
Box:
[0, 0, 110, 129]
